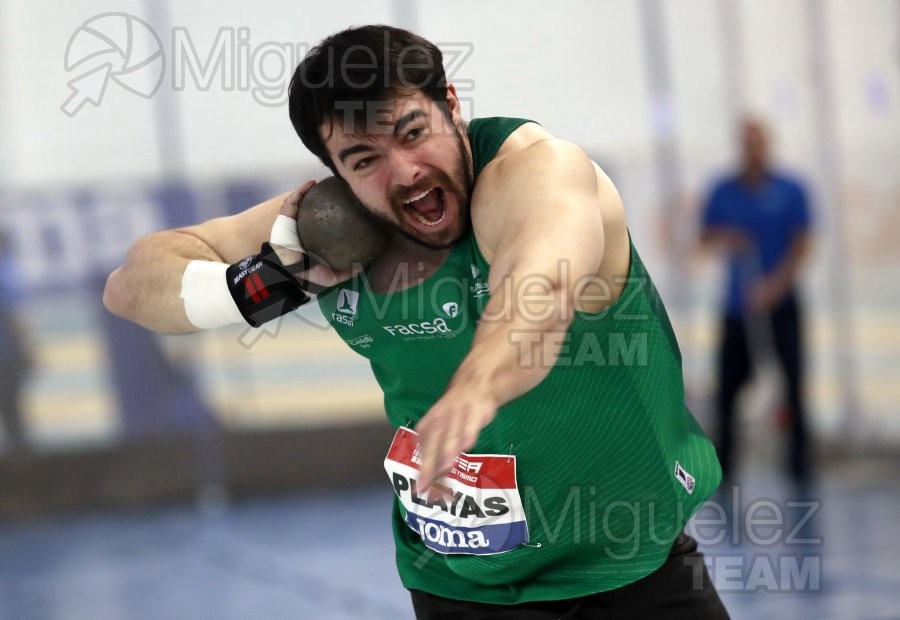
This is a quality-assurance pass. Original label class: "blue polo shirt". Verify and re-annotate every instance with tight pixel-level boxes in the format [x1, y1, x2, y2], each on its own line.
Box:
[703, 172, 812, 316]
[0, 255, 26, 358]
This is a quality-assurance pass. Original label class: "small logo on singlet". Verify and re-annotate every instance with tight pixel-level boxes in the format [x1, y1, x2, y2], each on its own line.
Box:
[348, 334, 374, 349]
[337, 289, 359, 316]
[674, 461, 695, 494]
[239, 256, 253, 270]
[469, 264, 489, 297]
[442, 302, 460, 318]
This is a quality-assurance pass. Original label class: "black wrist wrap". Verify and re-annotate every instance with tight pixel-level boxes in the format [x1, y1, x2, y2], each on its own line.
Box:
[226, 242, 311, 327]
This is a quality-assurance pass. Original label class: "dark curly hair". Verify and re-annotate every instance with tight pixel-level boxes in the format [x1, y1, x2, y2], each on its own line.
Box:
[288, 25, 449, 173]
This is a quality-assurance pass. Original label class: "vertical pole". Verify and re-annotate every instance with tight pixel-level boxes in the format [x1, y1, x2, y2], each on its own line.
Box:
[391, 0, 420, 32]
[0, 1, 10, 184]
[142, 0, 186, 178]
[718, 0, 745, 122]
[638, 0, 687, 308]
[141, 0, 226, 509]
[803, 0, 861, 440]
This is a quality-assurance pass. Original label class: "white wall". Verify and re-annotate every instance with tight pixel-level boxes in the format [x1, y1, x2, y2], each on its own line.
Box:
[1, 0, 163, 184]
[2, 0, 896, 188]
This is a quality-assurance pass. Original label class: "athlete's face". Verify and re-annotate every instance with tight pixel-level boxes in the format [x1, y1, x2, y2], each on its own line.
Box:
[321, 87, 474, 250]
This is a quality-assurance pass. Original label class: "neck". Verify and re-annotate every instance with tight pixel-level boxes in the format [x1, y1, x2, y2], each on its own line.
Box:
[385, 232, 451, 263]
[367, 234, 452, 294]
[741, 164, 768, 187]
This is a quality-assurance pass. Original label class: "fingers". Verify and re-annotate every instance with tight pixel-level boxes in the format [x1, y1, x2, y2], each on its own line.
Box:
[415, 417, 440, 490]
[303, 263, 345, 288]
[416, 411, 468, 491]
[414, 394, 496, 491]
[295, 261, 364, 289]
[279, 179, 317, 218]
[332, 263, 366, 282]
[269, 244, 306, 268]
[263, 249, 362, 293]
[416, 436, 446, 493]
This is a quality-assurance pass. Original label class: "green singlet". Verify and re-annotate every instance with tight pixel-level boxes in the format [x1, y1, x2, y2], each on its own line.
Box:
[316, 117, 722, 604]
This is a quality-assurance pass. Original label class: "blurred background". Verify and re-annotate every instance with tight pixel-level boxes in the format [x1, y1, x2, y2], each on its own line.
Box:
[0, 0, 897, 618]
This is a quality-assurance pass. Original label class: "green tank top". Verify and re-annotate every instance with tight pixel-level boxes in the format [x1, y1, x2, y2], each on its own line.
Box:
[317, 117, 721, 604]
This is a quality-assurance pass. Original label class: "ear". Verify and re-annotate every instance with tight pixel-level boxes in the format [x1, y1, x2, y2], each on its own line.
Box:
[445, 83, 462, 125]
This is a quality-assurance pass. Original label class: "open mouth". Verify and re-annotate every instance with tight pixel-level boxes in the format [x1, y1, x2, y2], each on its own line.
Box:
[401, 187, 447, 227]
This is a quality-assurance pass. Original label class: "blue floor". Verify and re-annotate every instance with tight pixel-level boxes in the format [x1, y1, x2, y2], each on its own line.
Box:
[2, 464, 899, 620]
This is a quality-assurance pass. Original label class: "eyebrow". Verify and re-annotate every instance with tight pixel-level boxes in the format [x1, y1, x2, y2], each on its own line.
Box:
[394, 109, 425, 134]
[337, 143, 375, 165]
[336, 109, 426, 165]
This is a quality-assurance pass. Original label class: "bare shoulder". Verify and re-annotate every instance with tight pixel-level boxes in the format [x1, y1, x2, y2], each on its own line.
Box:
[491, 121, 556, 159]
[471, 127, 593, 228]
[471, 126, 629, 286]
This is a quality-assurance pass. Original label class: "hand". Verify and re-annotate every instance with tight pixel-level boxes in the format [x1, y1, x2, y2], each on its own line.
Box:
[271, 243, 362, 290]
[278, 180, 316, 220]
[704, 227, 751, 255]
[415, 385, 498, 491]
[748, 277, 784, 313]
[271, 180, 361, 288]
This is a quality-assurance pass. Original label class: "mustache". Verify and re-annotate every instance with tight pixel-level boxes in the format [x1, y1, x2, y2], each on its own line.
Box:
[389, 175, 448, 208]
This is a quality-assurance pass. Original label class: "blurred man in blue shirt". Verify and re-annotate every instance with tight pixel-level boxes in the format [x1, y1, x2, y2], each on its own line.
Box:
[701, 117, 814, 483]
[0, 228, 32, 452]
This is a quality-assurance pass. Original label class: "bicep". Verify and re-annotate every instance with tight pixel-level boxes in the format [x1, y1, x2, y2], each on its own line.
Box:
[178, 192, 290, 263]
[486, 141, 606, 292]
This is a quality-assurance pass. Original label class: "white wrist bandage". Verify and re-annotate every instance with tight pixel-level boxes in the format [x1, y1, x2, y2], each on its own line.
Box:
[180, 260, 245, 329]
[180, 214, 304, 330]
[270, 214, 304, 251]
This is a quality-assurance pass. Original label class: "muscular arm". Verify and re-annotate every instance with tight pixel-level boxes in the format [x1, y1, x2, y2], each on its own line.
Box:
[103, 192, 290, 334]
[455, 140, 606, 404]
[416, 139, 614, 486]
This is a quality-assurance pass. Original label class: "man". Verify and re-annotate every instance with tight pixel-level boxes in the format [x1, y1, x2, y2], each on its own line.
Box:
[701, 117, 813, 484]
[0, 228, 32, 453]
[105, 25, 727, 618]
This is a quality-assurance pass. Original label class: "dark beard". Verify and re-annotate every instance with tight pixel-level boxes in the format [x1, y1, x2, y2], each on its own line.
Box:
[375, 125, 474, 251]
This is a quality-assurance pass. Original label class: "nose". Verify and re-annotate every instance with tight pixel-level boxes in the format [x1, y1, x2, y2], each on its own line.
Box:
[388, 148, 422, 188]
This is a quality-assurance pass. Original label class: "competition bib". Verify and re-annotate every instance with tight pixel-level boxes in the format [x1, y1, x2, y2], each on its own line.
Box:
[384, 427, 529, 555]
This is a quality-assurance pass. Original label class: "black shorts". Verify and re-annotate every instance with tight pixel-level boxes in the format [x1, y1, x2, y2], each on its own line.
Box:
[409, 533, 729, 619]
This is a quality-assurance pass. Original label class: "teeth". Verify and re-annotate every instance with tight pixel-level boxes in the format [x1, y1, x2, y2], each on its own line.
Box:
[402, 188, 433, 204]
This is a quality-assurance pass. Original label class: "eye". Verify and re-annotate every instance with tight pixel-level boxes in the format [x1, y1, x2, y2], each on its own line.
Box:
[353, 156, 375, 171]
[405, 127, 424, 142]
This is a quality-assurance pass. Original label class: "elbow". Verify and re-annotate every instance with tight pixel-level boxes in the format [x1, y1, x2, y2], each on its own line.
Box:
[102, 267, 132, 318]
